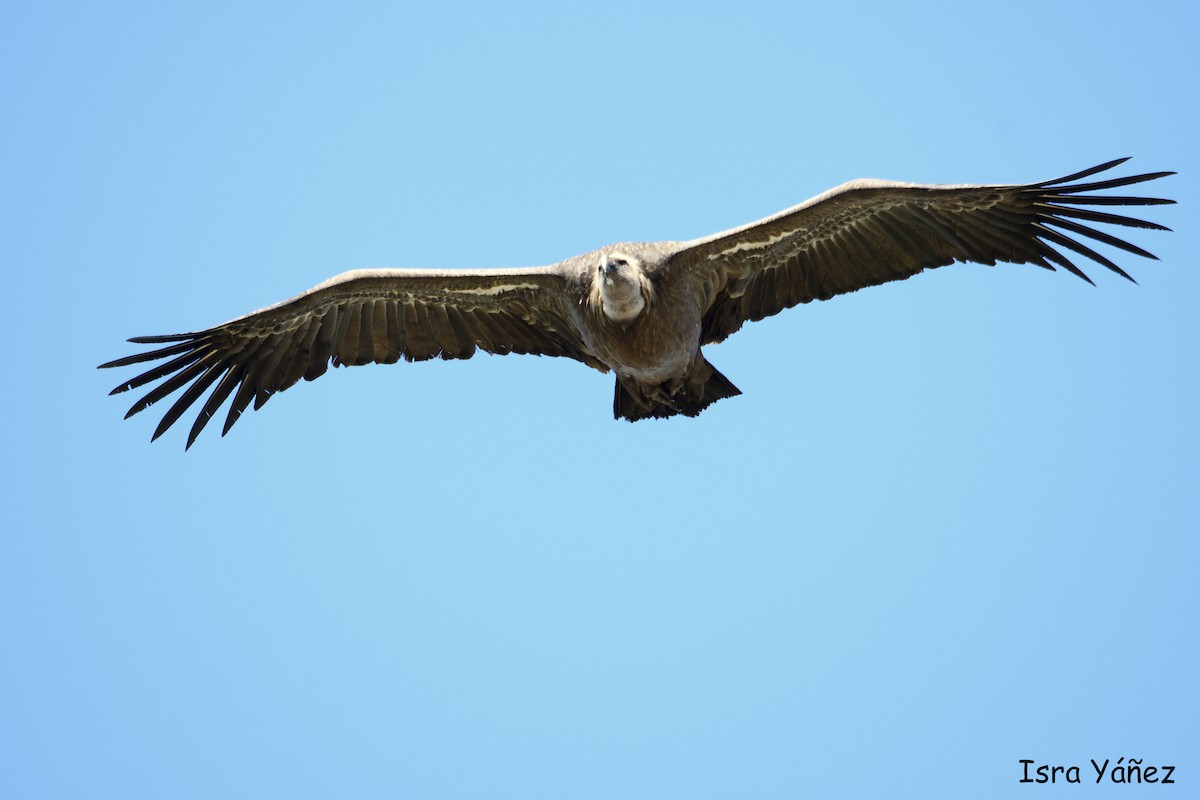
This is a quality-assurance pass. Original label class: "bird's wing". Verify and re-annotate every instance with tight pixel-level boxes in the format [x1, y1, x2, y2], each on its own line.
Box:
[100, 265, 597, 448]
[662, 158, 1174, 344]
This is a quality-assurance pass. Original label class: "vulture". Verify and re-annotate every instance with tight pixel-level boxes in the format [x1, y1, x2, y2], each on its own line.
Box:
[101, 158, 1174, 448]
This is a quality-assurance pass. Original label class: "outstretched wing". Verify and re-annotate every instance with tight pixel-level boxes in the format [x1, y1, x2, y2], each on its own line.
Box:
[666, 158, 1174, 344]
[100, 266, 595, 448]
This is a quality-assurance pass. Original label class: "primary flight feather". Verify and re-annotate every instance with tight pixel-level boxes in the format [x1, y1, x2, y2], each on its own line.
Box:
[101, 158, 1175, 448]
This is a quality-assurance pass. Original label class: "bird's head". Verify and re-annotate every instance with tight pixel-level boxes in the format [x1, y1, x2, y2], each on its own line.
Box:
[595, 251, 651, 324]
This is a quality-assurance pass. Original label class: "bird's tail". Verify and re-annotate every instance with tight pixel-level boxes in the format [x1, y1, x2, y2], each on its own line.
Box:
[613, 358, 742, 421]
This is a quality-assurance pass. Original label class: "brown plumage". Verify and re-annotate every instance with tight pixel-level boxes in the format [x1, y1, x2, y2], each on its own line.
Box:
[101, 158, 1174, 448]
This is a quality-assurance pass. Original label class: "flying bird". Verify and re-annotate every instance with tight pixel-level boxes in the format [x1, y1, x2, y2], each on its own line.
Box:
[101, 158, 1174, 448]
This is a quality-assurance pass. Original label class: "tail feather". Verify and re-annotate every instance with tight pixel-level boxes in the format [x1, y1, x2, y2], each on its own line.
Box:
[613, 358, 741, 421]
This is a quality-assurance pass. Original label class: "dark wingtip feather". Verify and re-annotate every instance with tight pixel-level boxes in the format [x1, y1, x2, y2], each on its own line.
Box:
[123, 400, 149, 420]
[1045, 195, 1175, 209]
[128, 332, 199, 344]
[99, 354, 141, 370]
[1044, 244, 1097, 286]
[1040, 157, 1131, 186]
[1052, 171, 1177, 195]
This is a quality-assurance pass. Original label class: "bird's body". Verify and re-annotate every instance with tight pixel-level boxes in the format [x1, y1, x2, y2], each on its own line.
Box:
[581, 244, 698, 379]
[101, 159, 1174, 448]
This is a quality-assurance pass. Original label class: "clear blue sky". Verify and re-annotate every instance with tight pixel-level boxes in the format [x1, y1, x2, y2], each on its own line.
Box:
[3, 2, 1196, 798]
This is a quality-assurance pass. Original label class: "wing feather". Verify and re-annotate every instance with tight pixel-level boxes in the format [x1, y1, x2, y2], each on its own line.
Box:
[154, 362, 225, 442]
[307, 310, 338, 377]
[337, 303, 363, 365]
[407, 303, 431, 359]
[667, 160, 1174, 343]
[223, 371, 258, 436]
[248, 332, 295, 408]
[424, 304, 460, 358]
[187, 363, 245, 446]
[100, 267, 590, 447]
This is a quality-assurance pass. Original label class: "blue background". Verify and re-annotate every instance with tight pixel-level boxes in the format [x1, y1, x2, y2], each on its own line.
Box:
[4, 1, 1196, 797]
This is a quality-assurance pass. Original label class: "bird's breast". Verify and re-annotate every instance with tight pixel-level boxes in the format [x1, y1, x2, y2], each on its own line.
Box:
[582, 297, 702, 383]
